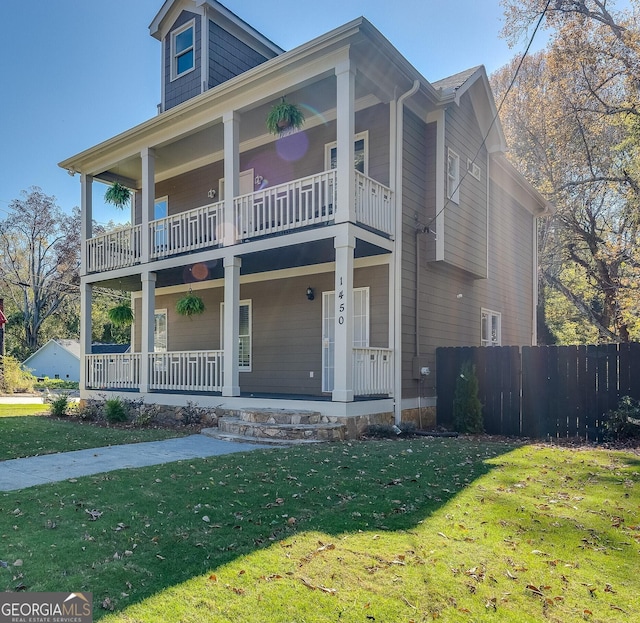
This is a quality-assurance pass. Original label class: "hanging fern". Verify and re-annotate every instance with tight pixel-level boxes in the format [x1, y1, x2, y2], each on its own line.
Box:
[104, 182, 131, 209]
[176, 292, 205, 316]
[266, 98, 305, 135]
[107, 302, 133, 327]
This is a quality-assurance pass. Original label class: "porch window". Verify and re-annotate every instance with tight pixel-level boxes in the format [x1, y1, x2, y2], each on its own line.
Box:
[325, 131, 369, 175]
[220, 300, 252, 371]
[447, 148, 460, 204]
[481, 309, 501, 347]
[154, 309, 168, 352]
[171, 20, 195, 80]
[154, 197, 168, 251]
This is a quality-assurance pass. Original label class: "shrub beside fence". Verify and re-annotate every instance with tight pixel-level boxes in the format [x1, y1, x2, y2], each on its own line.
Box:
[436, 343, 640, 441]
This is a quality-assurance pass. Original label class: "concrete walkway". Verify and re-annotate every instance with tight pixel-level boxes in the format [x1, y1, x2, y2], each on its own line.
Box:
[0, 435, 271, 491]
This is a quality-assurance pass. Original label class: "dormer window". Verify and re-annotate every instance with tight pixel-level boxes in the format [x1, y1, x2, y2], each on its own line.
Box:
[171, 20, 195, 80]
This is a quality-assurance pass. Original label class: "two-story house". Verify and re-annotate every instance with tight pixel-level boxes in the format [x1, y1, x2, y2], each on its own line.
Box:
[59, 0, 551, 440]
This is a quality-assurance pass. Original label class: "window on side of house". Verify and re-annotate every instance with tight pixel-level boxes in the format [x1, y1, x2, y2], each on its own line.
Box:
[325, 131, 369, 175]
[171, 20, 195, 80]
[447, 148, 460, 204]
[220, 300, 252, 371]
[481, 309, 501, 347]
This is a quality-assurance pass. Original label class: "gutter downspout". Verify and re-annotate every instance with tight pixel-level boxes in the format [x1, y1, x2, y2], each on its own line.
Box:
[393, 79, 420, 426]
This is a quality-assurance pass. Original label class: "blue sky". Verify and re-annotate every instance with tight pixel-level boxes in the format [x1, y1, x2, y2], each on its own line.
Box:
[0, 1, 538, 226]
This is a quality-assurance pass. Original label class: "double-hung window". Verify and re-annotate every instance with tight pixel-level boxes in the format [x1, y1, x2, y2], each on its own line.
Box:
[447, 148, 460, 204]
[220, 301, 252, 371]
[481, 309, 501, 347]
[171, 21, 195, 80]
[325, 131, 369, 175]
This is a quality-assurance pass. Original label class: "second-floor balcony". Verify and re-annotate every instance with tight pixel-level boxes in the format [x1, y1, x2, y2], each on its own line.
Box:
[85, 170, 393, 274]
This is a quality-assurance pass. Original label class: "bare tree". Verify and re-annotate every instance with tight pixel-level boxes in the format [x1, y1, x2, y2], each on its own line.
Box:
[0, 187, 80, 353]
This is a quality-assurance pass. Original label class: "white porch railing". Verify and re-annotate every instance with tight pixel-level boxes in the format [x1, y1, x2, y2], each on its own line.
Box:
[85, 354, 141, 389]
[234, 170, 337, 241]
[149, 351, 224, 392]
[84, 171, 394, 273]
[355, 171, 394, 237]
[353, 347, 394, 396]
[85, 226, 141, 273]
[150, 201, 223, 259]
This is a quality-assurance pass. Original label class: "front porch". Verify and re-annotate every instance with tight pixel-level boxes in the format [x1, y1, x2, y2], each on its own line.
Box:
[85, 347, 393, 396]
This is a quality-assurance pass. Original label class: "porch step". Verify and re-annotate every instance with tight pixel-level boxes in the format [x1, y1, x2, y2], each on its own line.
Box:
[207, 408, 346, 444]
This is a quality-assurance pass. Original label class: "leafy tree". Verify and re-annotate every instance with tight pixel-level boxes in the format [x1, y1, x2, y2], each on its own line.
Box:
[0, 187, 81, 354]
[453, 362, 484, 434]
[493, 1, 640, 342]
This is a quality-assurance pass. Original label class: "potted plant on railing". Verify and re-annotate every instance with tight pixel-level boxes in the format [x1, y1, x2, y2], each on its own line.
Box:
[104, 182, 131, 209]
[176, 291, 205, 317]
[107, 302, 133, 327]
[266, 97, 305, 136]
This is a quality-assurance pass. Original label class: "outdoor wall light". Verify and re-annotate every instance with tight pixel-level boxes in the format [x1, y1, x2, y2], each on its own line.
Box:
[306, 287, 315, 301]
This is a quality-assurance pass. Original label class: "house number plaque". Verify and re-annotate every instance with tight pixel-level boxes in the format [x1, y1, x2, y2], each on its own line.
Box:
[337, 276, 346, 324]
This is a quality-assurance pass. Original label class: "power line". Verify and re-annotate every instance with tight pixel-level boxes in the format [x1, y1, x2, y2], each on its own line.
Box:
[419, 0, 553, 235]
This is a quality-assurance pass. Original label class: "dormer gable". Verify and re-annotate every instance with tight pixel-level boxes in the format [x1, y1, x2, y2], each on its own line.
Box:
[150, 0, 284, 112]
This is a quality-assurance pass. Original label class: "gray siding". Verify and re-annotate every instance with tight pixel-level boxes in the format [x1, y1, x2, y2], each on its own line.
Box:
[209, 21, 269, 88]
[443, 92, 488, 278]
[134, 265, 389, 396]
[400, 109, 536, 401]
[164, 11, 201, 111]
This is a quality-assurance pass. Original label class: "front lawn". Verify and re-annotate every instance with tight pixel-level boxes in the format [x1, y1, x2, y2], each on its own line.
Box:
[0, 410, 186, 459]
[0, 438, 637, 622]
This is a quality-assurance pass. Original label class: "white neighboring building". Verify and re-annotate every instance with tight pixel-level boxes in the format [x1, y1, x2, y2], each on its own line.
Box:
[22, 339, 81, 382]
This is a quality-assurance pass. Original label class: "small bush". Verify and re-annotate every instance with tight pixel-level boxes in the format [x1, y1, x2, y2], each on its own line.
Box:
[77, 397, 106, 422]
[34, 378, 79, 390]
[105, 397, 128, 423]
[603, 396, 640, 441]
[48, 394, 69, 418]
[179, 401, 205, 426]
[453, 361, 484, 434]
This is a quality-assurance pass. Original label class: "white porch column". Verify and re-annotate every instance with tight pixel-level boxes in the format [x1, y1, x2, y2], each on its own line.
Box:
[223, 111, 240, 246]
[79, 282, 92, 392]
[332, 228, 355, 402]
[140, 271, 156, 393]
[141, 148, 156, 263]
[335, 60, 356, 224]
[222, 256, 241, 396]
[80, 174, 93, 277]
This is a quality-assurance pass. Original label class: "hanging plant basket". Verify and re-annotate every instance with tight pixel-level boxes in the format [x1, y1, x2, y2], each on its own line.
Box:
[266, 98, 305, 136]
[176, 292, 205, 317]
[107, 302, 133, 327]
[104, 182, 131, 209]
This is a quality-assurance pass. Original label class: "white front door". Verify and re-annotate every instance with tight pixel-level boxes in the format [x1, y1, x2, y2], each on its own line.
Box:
[322, 288, 369, 393]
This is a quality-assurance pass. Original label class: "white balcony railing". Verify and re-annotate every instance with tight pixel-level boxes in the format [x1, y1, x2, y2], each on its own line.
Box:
[150, 201, 223, 259]
[355, 171, 394, 237]
[234, 170, 337, 241]
[353, 347, 394, 396]
[149, 351, 224, 392]
[84, 171, 393, 273]
[85, 226, 141, 273]
[85, 353, 141, 389]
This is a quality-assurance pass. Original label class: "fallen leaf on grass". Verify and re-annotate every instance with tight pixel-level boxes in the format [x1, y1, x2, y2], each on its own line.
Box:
[85, 509, 103, 521]
[300, 577, 337, 594]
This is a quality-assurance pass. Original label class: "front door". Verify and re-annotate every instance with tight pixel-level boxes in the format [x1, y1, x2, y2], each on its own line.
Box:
[322, 288, 370, 393]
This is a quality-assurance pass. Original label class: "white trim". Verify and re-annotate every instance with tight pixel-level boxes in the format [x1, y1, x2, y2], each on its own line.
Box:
[447, 147, 460, 204]
[324, 130, 369, 176]
[481, 308, 501, 347]
[467, 158, 481, 181]
[171, 19, 196, 81]
[220, 299, 252, 371]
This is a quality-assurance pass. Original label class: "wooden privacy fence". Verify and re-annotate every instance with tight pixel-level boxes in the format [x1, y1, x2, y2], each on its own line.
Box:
[436, 343, 640, 441]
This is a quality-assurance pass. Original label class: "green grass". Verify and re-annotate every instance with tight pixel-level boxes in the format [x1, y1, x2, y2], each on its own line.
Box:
[0, 438, 637, 622]
[0, 403, 49, 417]
[0, 410, 186, 459]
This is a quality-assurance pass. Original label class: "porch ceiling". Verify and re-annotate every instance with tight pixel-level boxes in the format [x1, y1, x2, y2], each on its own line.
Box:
[94, 235, 389, 292]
